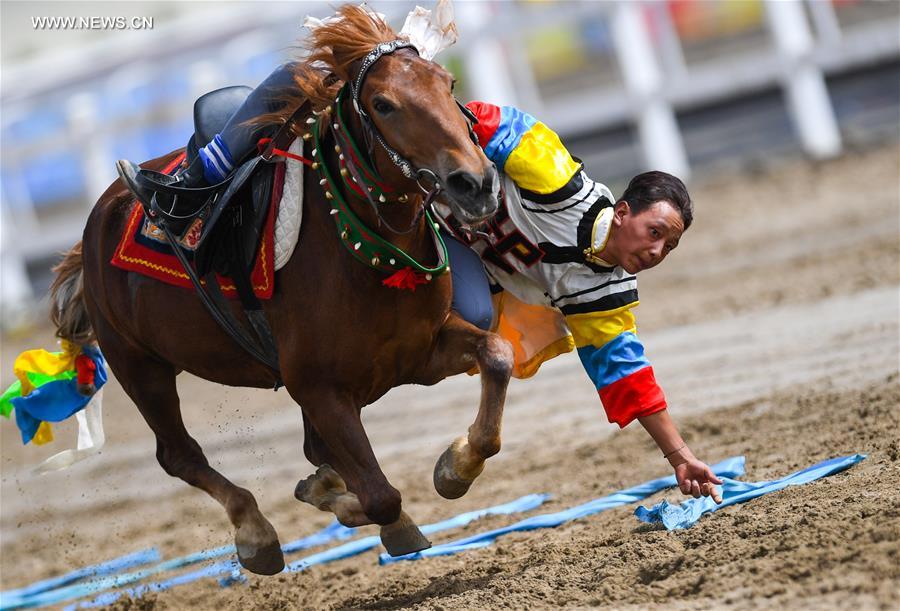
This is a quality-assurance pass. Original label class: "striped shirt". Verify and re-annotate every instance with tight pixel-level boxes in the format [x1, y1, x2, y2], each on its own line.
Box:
[434, 102, 666, 428]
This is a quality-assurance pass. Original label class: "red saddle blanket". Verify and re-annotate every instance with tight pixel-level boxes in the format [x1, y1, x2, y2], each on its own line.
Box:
[110, 152, 283, 299]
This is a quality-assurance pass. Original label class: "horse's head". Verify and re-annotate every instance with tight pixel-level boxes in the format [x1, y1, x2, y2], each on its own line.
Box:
[301, 5, 499, 226]
[353, 46, 499, 225]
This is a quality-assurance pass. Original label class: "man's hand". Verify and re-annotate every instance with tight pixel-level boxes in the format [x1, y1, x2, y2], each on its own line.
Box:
[672, 453, 723, 504]
[636, 410, 724, 504]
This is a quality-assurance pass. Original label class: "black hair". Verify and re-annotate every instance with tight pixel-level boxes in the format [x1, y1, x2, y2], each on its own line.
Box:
[619, 171, 693, 230]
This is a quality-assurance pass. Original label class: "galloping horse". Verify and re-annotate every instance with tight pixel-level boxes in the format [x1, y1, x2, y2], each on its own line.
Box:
[51, 6, 512, 575]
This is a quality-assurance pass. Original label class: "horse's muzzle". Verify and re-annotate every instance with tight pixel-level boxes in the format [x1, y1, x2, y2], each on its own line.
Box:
[444, 165, 500, 224]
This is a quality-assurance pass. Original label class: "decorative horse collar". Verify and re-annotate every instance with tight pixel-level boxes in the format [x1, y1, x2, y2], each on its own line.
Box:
[305, 40, 452, 291]
[309, 110, 448, 291]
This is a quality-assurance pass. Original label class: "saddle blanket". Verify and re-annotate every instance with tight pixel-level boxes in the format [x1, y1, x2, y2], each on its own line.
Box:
[110, 140, 306, 299]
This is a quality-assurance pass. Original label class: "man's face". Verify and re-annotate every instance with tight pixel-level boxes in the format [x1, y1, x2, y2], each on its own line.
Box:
[604, 200, 685, 274]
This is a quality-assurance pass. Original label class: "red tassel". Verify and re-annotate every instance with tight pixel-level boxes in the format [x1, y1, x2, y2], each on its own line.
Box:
[74, 353, 97, 396]
[75, 354, 96, 386]
[382, 266, 429, 292]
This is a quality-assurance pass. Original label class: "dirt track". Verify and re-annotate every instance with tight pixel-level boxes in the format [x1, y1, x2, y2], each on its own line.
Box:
[1, 144, 898, 609]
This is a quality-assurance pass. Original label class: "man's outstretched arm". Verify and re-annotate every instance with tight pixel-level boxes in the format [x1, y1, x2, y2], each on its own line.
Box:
[567, 309, 723, 504]
[639, 409, 723, 503]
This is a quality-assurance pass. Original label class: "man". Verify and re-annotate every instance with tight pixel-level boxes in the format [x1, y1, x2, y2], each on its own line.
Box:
[435, 101, 723, 502]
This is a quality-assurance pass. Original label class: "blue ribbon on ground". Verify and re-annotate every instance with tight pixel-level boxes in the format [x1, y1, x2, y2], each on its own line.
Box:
[634, 453, 867, 530]
[0, 548, 159, 609]
[285, 493, 548, 573]
[69, 521, 356, 608]
[58, 494, 546, 609]
[379, 457, 746, 565]
[5, 521, 352, 610]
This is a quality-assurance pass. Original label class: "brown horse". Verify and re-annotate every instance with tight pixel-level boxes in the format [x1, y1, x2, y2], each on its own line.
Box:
[51, 6, 513, 575]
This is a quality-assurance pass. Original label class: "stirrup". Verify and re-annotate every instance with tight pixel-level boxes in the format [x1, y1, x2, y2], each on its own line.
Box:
[135, 167, 226, 197]
[116, 159, 156, 209]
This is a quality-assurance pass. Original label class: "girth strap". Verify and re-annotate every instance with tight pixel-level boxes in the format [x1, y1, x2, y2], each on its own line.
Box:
[160, 222, 282, 385]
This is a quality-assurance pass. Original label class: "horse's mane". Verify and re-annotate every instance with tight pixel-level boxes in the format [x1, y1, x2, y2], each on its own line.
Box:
[247, 5, 401, 136]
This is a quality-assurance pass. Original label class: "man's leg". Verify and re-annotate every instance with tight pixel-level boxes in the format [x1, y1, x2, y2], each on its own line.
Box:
[196, 62, 298, 183]
[117, 62, 299, 208]
[443, 231, 494, 331]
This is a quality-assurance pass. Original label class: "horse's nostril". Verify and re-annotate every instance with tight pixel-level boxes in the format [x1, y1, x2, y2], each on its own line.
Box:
[446, 170, 480, 200]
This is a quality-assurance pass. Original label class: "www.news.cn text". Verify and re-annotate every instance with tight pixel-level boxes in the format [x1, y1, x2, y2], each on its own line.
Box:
[31, 16, 154, 30]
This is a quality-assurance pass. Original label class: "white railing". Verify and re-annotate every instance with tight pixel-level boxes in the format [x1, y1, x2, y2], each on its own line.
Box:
[1, 0, 898, 324]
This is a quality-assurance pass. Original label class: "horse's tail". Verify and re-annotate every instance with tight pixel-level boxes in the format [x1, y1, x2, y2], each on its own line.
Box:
[50, 241, 95, 345]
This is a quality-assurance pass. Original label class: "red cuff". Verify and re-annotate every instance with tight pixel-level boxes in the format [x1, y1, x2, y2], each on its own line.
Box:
[598, 366, 667, 428]
[75, 354, 96, 386]
[466, 101, 501, 150]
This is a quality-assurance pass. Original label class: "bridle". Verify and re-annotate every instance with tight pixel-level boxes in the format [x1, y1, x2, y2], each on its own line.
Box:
[304, 37, 491, 285]
[337, 39, 479, 234]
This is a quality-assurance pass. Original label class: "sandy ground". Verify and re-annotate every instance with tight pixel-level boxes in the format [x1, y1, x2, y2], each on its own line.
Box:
[1, 143, 898, 610]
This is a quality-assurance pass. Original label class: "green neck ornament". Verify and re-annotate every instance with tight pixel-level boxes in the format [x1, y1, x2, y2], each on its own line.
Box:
[309, 99, 449, 292]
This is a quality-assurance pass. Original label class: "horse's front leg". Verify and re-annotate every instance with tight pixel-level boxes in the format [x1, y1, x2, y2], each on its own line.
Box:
[420, 314, 514, 499]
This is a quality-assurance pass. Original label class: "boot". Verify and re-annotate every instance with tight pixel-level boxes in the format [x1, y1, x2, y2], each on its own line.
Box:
[116, 156, 218, 224]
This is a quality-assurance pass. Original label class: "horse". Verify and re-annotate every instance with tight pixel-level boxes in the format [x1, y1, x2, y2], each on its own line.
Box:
[50, 5, 513, 575]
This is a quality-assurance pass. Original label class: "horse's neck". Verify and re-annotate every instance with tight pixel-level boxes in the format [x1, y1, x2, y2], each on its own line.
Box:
[324, 109, 431, 259]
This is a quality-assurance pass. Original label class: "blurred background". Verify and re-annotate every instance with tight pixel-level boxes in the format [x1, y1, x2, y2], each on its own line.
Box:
[1, 0, 898, 325]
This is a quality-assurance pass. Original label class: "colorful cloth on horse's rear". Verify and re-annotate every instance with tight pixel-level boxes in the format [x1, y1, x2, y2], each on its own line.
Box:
[1, 342, 106, 444]
[110, 152, 283, 299]
[433, 101, 665, 427]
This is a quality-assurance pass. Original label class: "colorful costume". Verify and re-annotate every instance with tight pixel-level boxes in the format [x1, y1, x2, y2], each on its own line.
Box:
[434, 102, 667, 428]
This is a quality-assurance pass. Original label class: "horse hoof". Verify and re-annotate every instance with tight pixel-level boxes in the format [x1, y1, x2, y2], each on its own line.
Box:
[295, 464, 345, 504]
[236, 539, 285, 576]
[235, 514, 284, 575]
[380, 512, 431, 557]
[433, 445, 476, 500]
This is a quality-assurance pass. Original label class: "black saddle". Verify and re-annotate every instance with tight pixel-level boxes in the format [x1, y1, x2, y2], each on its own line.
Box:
[166, 85, 275, 279]
[152, 87, 311, 380]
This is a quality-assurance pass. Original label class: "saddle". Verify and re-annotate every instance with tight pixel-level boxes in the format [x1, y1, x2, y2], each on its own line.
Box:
[150, 86, 310, 382]
[166, 85, 276, 280]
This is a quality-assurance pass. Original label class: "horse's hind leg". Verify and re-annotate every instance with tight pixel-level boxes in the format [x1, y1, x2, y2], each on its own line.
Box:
[293, 400, 430, 556]
[419, 314, 514, 499]
[294, 416, 369, 527]
[99, 336, 284, 575]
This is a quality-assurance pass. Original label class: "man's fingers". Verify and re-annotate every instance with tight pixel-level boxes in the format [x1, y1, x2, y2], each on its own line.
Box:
[690, 480, 701, 498]
[707, 470, 723, 485]
[680, 480, 692, 495]
[700, 481, 723, 504]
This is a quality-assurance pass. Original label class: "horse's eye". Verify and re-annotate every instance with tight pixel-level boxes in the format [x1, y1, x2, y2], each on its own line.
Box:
[372, 99, 395, 115]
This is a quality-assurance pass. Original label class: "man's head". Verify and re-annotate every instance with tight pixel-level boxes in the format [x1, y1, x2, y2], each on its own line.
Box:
[601, 171, 692, 274]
